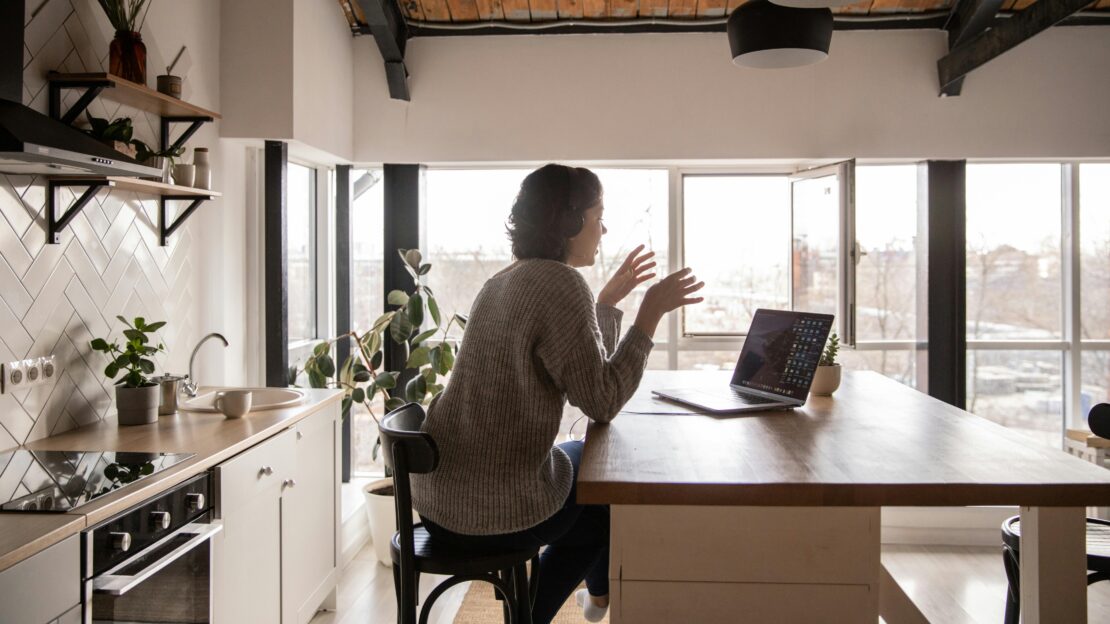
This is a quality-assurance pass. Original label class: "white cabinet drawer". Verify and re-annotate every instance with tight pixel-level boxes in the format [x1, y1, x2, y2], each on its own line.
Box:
[0, 535, 79, 624]
[216, 429, 295, 515]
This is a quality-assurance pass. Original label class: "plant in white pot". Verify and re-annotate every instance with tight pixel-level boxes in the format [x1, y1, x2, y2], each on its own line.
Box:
[298, 249, 464, 566]
[810, 331, 841, 396]
[90, 316, 167, 426]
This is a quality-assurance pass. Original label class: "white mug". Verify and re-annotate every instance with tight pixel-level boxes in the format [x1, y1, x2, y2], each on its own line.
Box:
[215, 390, 252, 419]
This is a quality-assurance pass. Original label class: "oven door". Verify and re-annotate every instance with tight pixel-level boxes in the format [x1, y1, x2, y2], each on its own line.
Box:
[86, 521, 222, 624]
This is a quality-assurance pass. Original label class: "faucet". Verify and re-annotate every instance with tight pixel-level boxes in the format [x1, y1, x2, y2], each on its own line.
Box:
[182, 333, 229, 397]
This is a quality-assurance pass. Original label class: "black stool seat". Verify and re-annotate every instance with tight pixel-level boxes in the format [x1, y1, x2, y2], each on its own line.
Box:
[391, 525, 539, 576]
[1002, 515, 1110, 568]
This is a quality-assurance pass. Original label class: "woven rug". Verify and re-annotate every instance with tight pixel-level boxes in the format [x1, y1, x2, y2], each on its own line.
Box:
[453, 583, 609, 624]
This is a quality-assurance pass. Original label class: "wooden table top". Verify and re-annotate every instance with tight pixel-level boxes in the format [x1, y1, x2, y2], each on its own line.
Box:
[577, 370, 1110, 507]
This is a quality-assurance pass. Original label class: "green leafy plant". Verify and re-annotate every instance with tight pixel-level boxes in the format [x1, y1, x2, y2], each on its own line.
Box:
[84, 112, 134, 144]
[298, 249, 465, 453]
[90, 316, 167, 388]
[820, 331, 840, 366]
[96, 0, 153, 32]
[131, 140, 184, 167]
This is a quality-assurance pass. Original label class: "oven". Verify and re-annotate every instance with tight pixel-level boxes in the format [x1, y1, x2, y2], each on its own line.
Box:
[82, 472, 221, 624]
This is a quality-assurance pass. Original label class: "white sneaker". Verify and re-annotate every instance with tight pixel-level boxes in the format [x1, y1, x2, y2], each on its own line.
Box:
[575, 588, 608, 622]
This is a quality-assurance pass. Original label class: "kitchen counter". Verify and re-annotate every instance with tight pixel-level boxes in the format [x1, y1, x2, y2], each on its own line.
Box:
[0, 388, 343, 572]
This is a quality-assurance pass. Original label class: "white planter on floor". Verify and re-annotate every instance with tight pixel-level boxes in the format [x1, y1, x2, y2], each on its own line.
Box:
[364, 478, 396, 567]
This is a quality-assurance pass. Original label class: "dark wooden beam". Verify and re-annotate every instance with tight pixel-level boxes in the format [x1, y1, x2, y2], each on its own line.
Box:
[383, 164, 422, 392]
[940, 0, 1004, 96]
[355, 0, 411, 101]
[336, 164, 352, 482]
[937, 0, 1095, 96]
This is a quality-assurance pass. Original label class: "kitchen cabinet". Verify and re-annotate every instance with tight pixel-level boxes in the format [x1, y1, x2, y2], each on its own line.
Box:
[213, 402, 339, 624]
[0, 535, 79, 624]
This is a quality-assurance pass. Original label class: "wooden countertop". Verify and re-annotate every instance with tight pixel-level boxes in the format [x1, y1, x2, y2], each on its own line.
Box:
[0, 388, 343, 572]
[578, 370, 1110, 507]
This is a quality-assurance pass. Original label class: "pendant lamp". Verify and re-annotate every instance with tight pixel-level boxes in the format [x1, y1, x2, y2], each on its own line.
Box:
[727, 0, 833, 69]
[770, 0, 859, 6]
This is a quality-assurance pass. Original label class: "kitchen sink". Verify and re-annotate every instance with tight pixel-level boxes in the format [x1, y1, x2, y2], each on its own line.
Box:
[179, 388, 306, 413]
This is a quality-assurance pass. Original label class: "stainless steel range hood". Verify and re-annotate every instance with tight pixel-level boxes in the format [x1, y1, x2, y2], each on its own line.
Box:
[0, 0, 160, 177]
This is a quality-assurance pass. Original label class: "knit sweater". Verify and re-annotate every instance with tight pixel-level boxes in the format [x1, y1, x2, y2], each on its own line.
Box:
[411, 258, 654, 535]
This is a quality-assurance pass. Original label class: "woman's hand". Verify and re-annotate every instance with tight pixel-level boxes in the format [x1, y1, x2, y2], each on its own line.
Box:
[597, 245, 657, 308]
[634, 268, 705, 338]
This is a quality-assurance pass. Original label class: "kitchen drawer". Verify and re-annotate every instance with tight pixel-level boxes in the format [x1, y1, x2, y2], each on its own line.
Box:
[0, 535, 79, 624]
[216, 429, 296, 515]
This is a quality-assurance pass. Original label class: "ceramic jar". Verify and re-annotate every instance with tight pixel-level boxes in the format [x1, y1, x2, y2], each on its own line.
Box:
[193, 147, 210, 190]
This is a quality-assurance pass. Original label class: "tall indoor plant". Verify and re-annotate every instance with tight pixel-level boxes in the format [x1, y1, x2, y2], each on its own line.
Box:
[96, 0, 154, 84]
[90, 316, 167, 425]
[298, 249, 464, 565]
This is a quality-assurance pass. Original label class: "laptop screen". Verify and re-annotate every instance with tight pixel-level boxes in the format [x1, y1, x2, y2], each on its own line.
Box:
[731, 309, 834, 401]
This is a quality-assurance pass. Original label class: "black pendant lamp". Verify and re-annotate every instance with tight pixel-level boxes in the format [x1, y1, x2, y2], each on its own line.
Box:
[727, 0, 834, 69]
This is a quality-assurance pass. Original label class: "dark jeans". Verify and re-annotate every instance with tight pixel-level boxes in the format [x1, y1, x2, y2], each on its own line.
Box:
[423, 440, 609, 624]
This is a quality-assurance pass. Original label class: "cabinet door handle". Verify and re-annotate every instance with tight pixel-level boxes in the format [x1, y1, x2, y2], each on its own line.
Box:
[283, 479, 297, 489]
[296, 430, 303, 440]
[260, 466, 273, 477]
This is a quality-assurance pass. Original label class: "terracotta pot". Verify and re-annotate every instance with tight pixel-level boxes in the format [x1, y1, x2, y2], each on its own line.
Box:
[810, 364, 841, 396]
[110, 31, 147, 85]
[116, 384, 160, 426]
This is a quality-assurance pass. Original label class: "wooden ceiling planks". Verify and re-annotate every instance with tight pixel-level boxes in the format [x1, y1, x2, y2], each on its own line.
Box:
[638, 0, 668, 17]
[581, 0, 608, 18]
[418, 0, 453, 20]
[868, 0, 949, 12]
[400, 0, 426, 21]
[557, 0, 583, 18]
[474, 0, 505, 19]
[446, 0, 482, 20]
[832, 1, 877, 14]
[725, 0, 747, 13]
[696, 0, 729, 18]
[669, 0, 699, 18]
[530, 0, 559, 19]
[609, 0, 639, 18]
[501, 0, 532, 20]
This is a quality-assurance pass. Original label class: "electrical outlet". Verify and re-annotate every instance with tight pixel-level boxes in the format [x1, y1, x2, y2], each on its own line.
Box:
[41, 355, 56, 382]
[2, 361, 26, 393]
[24, 358, 42, 385]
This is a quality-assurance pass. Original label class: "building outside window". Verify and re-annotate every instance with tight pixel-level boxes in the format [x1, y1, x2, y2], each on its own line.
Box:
[1080, 164, 1110, 423]
[287, 162, 318, 344]
[350, 168, 385, 475]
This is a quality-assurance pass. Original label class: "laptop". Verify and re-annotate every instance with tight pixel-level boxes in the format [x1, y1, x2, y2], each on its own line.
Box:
[653, 309, 834, 413]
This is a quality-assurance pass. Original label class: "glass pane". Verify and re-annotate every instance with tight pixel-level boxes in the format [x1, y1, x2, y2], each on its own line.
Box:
[838, 348, 917, 389]
[1082, 350, 1110, 426]
[351, 169, 384, 333]
[967, 350, 1063, 447]
[677, 350, 742, 372]
[683, 176, 790, 334]
[855, 166, 921, 342]
[425, 169, 670, 341]
[287, 163, 316, 343]
[792, 174, 839, 317]
[1080, 164, 1110, 340]
[966, 164, 1062, 340]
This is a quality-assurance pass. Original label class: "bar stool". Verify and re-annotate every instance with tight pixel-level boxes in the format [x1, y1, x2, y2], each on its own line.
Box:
[379, 402, 539, 624]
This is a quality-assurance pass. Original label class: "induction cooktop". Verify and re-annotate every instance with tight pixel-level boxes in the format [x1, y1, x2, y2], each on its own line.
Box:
[0, 449, 194, 512]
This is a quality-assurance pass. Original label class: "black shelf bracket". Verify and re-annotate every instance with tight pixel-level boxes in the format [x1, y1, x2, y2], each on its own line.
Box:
[159, 195, 210, 246]
[47, 179, 109, 244]
[48, 78, 111, 125]
[161, 116, 214, 154]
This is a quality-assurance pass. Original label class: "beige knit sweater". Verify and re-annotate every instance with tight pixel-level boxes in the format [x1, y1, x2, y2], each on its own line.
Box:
[411, 258, 654, 535]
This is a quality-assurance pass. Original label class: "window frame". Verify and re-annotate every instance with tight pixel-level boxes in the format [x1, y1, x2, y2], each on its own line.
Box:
[287, 160, 335, 357]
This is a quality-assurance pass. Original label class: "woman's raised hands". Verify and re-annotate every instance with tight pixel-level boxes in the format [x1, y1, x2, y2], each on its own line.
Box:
[634, 267, 705, 338]
[597, 244, 657, 308]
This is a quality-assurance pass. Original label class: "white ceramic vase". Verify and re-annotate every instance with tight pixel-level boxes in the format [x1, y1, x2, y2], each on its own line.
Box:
[810, 364, 841, 396]
[364, 478, 397, 567]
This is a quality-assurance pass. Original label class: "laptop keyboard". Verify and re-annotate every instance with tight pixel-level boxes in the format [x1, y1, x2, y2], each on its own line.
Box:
[730, 389, 772, 405]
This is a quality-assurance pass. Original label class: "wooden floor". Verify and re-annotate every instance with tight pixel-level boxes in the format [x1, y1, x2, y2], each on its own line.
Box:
[312, 543, 1110, 623]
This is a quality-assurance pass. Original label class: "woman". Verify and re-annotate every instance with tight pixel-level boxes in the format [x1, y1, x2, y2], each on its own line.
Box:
[412, 164, 704, 623]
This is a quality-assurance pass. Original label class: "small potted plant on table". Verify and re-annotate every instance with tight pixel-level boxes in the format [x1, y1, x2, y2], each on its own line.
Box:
[810, 331, 841, 396]
[90, 316, 167, 426]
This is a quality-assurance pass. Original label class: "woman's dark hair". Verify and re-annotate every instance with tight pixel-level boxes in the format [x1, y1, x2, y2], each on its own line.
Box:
[507, 164, 602, 261]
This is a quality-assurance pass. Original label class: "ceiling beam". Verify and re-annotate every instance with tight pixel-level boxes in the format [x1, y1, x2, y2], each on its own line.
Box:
[937, 0, 1095, 97]
[940, 0, 1004, 96]
[355, 0, 411, 101]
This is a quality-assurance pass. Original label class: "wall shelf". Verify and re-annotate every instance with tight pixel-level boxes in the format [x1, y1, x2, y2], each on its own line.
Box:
[44, 74, 221, 247]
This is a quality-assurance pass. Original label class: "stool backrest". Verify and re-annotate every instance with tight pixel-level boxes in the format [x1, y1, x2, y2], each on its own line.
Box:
[379, 402, 439, 568]
[1091, 403, 1110, 440]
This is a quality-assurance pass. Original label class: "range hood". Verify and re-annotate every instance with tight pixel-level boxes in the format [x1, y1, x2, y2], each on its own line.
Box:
[0, 0, 160, 177]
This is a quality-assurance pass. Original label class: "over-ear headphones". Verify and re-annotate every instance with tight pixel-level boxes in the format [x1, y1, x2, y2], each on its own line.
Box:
[558, 166, 585, 237]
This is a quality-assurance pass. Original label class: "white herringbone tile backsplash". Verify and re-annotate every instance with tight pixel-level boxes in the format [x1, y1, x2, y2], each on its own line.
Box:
[0, 0, 199, 447]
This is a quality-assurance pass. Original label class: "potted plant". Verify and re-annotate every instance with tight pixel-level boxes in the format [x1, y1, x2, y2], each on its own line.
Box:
[90, 316, 167, 426]
[96, 0, 154, 85]
[132, 140, 185, 184]
[810, 331, 841, 396]
[84, 112, 138, 159]
[298, 249, 464, 566]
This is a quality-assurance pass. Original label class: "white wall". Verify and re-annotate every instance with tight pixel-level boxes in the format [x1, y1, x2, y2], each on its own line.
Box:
[352, 28, 1110, 163]
[293, 0, 355, 161]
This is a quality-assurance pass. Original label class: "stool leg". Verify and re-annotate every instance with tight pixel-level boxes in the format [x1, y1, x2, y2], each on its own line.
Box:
[528, 555, 540, 609]
[1002, 546, 1020, 624]
[398, 566, 418, 624]
[513, 563, 533, 624]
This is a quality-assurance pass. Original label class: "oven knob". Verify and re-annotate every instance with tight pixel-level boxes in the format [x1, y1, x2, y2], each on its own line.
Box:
[150, 511, 172, 530]
[109, 532, 132, 553]
[185, 492, 205, 513]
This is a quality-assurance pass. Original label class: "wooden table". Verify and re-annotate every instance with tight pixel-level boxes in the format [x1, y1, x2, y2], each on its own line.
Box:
[578, 370, 1110, 623]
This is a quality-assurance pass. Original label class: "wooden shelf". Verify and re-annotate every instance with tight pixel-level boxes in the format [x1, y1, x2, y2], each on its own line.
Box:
[105, 177, 221, 198]
[48, 72, 221, 120]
